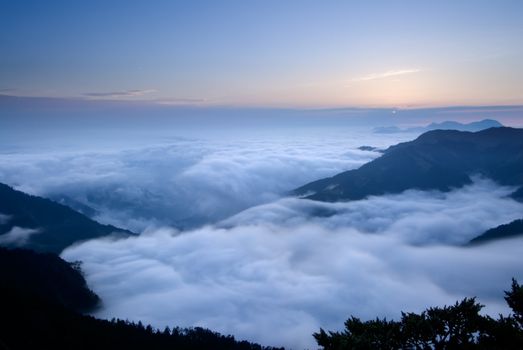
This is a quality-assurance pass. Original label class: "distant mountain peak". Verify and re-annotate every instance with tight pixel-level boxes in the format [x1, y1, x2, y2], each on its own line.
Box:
[294, 127, 523, 202]
[427, 118, 502, 130]
[374, 119, 503, 134]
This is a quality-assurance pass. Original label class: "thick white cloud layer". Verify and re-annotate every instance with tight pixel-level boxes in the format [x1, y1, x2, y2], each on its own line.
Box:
[0, 130, 411, 231]
[3, 127, 522, 348]
[62, 180, 523, 349]
[224, 177, 522, 245]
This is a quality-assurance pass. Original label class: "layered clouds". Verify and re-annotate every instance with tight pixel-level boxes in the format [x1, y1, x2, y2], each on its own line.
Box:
[62, 180, 523, 349]
[0, 130, 408, 231]
[222, 178, 522, 245]
[2, 128, 523, 348]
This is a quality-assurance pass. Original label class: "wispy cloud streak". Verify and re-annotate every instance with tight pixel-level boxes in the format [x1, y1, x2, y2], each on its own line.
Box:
[353, 69, 421, 82]
[83, 89, 157, 98]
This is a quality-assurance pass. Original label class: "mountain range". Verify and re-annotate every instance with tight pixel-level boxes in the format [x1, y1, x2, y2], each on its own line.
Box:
[294, 127, 523, 202]
[295, 127, 523, 243]
[2, 127, 522, 253]
[1, 126, 523, 348]
[373, 119, 503, 134]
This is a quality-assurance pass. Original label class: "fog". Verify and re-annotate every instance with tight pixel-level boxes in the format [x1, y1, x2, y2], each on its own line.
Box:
[62, 180, 523, 349]
[0, 129, 413, 231]
[2, 120, 522, 349]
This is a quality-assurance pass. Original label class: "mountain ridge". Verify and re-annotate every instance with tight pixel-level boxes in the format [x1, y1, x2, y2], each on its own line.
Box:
[294, 127, 523, 202]
[469, 218, 523, 245]
[373, 118, 503, 134]
[0, 182, 135, 253]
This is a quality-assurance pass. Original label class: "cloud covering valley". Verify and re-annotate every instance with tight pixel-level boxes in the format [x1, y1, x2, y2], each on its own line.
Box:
[62, 179, 523, 349]
[1, 128, 522, 349]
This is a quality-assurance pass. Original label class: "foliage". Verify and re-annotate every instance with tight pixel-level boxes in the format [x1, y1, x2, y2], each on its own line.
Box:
[0, 286, 282, 350]
[315, 280, 523, 349]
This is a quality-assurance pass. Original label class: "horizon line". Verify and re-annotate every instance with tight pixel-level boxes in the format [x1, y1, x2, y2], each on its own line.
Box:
[2, 94, 523, 112]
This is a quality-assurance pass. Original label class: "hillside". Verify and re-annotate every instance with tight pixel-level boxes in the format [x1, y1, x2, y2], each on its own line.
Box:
[0, 247, 99, 312]
[469, 219, 523, 245]
[294, 127, 523, 202]
[0, 182, 134, 253]
[0, 247, 283, 350]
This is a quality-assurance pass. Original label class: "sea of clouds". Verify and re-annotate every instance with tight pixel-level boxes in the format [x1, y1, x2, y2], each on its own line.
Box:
[61, 179, 523, 349]
[0, 129, 410, 231]
[2, 127, 523, 349]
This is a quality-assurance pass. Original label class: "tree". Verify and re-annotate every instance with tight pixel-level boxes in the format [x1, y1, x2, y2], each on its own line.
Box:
[505, 278, 523, 327]
[315, 280, 523, 350]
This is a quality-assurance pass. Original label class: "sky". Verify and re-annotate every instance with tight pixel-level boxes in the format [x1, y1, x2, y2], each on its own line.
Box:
[1, 0, 523, 108]
[2, 2, 523, 348]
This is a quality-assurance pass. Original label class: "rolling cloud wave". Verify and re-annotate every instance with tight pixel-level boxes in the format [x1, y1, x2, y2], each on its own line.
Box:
[62, 179, 523, 349]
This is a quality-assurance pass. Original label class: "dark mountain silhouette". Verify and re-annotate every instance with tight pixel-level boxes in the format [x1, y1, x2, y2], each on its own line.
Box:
[425, 119, 503, 131]
[0, 247, 100, 312]
[0, 182, 134, 253]
[294, 127, 523, 202]
[512, 187, 523, 201]
[373, 118, 503, 134]
[0, 247, 283, 350]
[469, 219, 523, 245]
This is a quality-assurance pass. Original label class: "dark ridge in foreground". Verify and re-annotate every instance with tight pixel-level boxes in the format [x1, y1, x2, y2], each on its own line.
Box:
[0, 291, 283, 350]
[469, 219, 523, 245]
[0, 246, 100, 312]
[0, 247, 283, 350]
[294, 127, 523, 202]
[0, 182, 134, 253]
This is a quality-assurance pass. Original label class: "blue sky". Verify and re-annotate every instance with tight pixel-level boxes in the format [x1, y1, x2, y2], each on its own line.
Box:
[1, 0, 522, 107]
